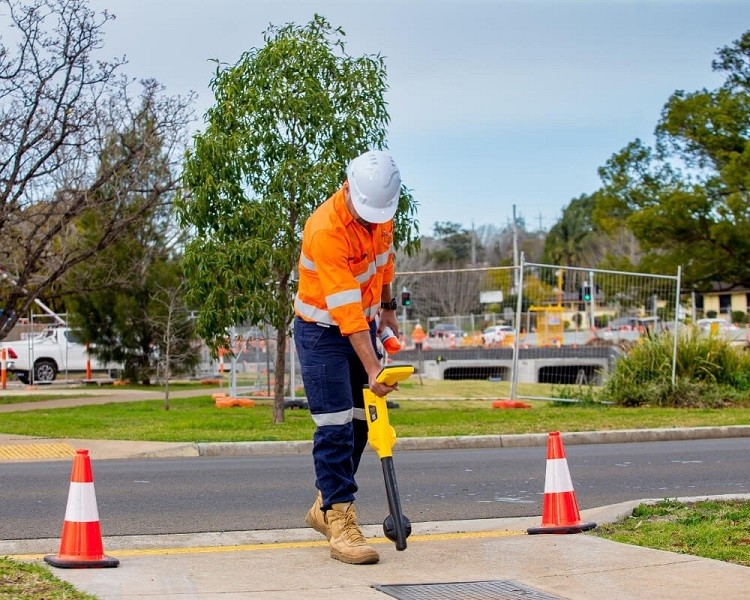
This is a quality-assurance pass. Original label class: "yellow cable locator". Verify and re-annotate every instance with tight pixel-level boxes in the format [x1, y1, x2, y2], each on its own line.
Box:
[364, 364, 414, 459]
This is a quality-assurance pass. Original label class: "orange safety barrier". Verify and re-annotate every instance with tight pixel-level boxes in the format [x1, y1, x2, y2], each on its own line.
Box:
[491, 399, 532, 409]
[214, 395, 256, 408]
[85, 343, 92, 380]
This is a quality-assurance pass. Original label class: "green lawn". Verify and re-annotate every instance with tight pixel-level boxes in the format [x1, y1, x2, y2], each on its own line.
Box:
[594, 499, 750, 566]
[0, 394, 747, 442]
[0, 557, 96, 600]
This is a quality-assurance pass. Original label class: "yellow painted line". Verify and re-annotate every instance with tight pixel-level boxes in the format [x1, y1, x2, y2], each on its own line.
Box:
[10, 529, 526, 561]
[0, 443, 76, 461]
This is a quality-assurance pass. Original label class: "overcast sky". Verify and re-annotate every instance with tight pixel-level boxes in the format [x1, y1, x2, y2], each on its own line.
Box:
[90, 0, 749, 234]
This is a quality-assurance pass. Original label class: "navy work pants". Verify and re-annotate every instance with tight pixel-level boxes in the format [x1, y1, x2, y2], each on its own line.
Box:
[293, 317, 377, 510]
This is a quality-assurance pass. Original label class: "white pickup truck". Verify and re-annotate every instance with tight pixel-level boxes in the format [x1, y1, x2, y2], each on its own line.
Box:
[1, 326, 120, 384]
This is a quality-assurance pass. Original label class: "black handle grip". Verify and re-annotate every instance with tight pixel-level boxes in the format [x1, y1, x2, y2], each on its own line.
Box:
[382, 456, 408, 550]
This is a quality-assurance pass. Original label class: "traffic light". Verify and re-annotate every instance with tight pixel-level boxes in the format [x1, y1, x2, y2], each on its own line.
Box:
[580, 283, 592, 302]
[401, 290, 412, 307]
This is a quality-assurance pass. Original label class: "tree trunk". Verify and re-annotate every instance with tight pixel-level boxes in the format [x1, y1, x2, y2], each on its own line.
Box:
[273, 329, 287, 424]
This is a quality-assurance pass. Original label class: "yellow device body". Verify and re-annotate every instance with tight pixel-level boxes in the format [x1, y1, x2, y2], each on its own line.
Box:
[364, 364, 414, 459]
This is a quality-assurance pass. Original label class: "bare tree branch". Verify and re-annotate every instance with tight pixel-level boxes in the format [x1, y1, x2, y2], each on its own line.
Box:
[0, 0, 194, 340]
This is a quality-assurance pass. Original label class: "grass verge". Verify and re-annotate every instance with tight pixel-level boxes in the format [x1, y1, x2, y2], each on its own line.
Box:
[0, 395, 748, 442]
[593, 499, 750, 566]
[0, 557, 96, 599]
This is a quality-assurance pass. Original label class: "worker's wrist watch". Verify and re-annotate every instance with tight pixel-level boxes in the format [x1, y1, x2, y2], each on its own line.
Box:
[380, 297, 398, 310]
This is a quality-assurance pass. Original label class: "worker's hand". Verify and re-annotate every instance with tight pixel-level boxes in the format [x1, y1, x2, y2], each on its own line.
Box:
[368, 370, 397, 397]
[378, 310, 399, 338]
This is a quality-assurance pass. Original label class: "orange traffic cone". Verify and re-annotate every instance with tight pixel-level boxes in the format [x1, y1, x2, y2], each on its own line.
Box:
[44, 449, 119, 568]
[527, 432, 596, 534]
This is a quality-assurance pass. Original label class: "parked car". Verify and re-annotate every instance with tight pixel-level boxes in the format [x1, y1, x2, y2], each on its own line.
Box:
[0, 326, 121, 384]
[607, 316, 661, 330]
[481, 325, 515, 345]
[696, 318, 740, 335]
[428, 323, 467, 338]
[695, 318, 745, 345]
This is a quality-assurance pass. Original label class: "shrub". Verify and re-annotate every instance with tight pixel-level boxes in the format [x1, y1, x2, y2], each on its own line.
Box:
[600, 329, 750, 407]
[551, 384, 603, 406]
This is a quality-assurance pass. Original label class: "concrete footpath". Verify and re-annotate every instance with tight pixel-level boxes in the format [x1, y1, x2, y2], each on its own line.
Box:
[1, 388, 750, 598]
[5, 498, 750, 600]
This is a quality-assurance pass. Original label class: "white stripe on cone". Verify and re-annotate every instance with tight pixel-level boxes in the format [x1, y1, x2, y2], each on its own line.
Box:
[64, 481, 100, 523]
[543, 458, 574, 493]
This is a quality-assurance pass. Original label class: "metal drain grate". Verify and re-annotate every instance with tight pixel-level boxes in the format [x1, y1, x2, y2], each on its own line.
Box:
[372, 580, 566, 600]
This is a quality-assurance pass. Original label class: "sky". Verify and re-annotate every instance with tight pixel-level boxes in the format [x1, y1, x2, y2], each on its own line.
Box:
[90, 0, 750, 234]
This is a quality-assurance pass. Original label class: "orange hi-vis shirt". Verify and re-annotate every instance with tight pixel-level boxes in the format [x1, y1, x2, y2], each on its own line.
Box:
[295, 186, 395, 336]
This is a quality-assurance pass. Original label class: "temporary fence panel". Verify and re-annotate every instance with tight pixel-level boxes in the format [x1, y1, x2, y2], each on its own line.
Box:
[246, 262, 682, 405]
[208, 322, 304, 401]
[512, 261, 680, 402]
[353, 263, 681, 403]
[390, 266, 520, 386]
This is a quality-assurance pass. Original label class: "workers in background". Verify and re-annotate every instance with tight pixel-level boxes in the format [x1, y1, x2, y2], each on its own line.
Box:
[411, 323, 426, 350]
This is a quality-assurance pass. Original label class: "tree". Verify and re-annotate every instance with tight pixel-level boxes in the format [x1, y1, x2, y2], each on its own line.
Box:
[592, 31, 750, 289]
[64, 107, 195, 384]
[543, 194, 597, 267]
[149, 282, 197, 410]
[177, 15, 419, 424]
[0, 0, 194, 340]
[429, 221, 476, 266]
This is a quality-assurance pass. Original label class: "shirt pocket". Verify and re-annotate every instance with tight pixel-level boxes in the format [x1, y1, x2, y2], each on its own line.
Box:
[348, 254, 371, 281]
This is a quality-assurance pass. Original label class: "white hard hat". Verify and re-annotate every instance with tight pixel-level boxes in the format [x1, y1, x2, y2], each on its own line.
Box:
[346, 150, 401, 224]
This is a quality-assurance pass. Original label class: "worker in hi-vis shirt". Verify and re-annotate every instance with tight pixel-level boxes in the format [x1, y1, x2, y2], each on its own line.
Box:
[294, 150, 401, 565]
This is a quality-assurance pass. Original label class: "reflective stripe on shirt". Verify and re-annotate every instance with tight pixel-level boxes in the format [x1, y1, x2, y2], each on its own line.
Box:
[326, 288, 362, 309]
[295, 295, 379, 325]
[302, 250, 379, 286]
[294, 297, 335, 325]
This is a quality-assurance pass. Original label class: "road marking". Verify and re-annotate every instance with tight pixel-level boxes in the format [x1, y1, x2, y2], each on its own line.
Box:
[0, 443, 76, 461]
[11, 529, 525, 560]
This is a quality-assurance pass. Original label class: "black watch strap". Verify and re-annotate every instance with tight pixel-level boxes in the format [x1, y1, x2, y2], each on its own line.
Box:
[381, 297, 398, 310]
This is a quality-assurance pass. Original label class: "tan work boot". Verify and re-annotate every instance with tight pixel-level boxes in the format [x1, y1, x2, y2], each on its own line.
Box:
[305, 491, 331, 540]
[326, 502, 379, 565]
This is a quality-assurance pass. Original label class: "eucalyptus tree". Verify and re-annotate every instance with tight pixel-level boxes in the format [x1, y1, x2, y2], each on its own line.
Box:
[177, 15, 418, 423]
[593, 30, 750, 289]
[542, 194, 597, 267]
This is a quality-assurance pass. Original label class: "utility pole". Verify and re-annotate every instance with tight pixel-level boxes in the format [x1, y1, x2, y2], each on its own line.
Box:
[471, 221, 477, 266]
[512, 204, 519, 294]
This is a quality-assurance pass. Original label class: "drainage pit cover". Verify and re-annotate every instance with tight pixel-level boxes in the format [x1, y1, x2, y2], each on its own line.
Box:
[373, 579, 566, 600]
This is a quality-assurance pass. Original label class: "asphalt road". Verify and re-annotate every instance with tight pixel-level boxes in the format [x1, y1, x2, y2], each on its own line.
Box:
[2, 438, 748, 540]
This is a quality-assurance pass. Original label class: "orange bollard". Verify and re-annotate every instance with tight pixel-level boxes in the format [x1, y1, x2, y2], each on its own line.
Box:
[85, 344, 92, 380]
[1, 348, 6, 390]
